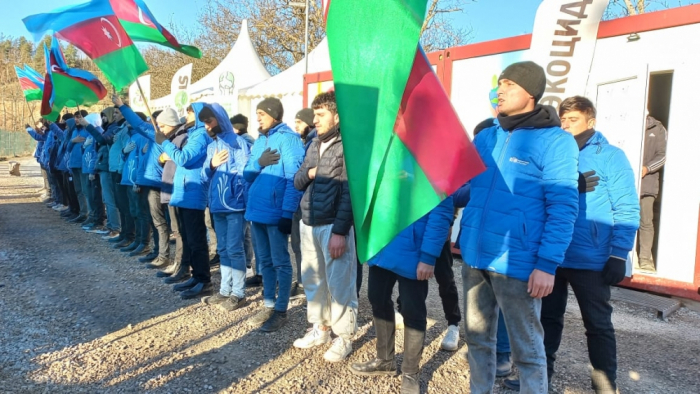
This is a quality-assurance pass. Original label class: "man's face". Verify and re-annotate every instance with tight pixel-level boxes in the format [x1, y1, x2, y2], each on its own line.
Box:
[496, 78, 533, 116]
[313, 107, 339, 135]
[294, 119, 309, 134]
[113, 108, 123, 122]
[203, 116, 220, 138]
[186, 109, 195, 124]
[256, 110, 275, 130]
[157, 124, 177, 136]
[560, 110, 594, 135]
[74, 114, 84, 124]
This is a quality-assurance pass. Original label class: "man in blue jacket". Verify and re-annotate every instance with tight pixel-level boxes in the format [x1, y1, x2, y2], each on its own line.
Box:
[199, 104, 251, 311]
[65, 110, 90, 223]
[459, 61, 579, 394]
[156, 103, 214, 299]
[349, 198, 453, 394]
[244, 98, 305, 332]
[505, 96, 640, 393]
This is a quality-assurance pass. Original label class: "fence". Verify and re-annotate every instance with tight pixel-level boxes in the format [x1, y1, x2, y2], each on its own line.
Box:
[0, 129, 37, 158]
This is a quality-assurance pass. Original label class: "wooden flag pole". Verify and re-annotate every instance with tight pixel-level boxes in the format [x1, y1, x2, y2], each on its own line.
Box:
[24, 99, 37, 128]
[136, 78, 160, 134]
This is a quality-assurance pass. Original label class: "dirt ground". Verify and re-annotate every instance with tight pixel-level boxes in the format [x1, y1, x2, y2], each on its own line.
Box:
[1, 156, 699, 394]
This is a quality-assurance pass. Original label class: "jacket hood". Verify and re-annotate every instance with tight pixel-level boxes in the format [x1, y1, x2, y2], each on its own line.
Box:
[203, 103, 235, 140]
[646, 115, 662, 130]
[587, 130, 609, 146]
[65, 118, 76, 133]
[190, 102, 206, 130]
[102, 107, 116, 125]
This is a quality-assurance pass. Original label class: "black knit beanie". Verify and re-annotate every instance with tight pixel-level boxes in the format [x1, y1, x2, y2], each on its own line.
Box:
[256, 97, 284, 121]
[499, 61, 546, 103]
[230, 114, 248, 132]
[295, 108, 314, 127]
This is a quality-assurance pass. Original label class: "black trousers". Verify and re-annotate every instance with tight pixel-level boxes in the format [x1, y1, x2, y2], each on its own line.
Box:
[541, 268, 617, 392]
[169, 205, 188, 267]
[115, 179, 135, 240]
[396, 241, 461, 326]
[178, 207, 210, 283]
[369, 265, 429, 332]
[62, 172, 80, 214]
[136, 186, 152, 246]
[147, 187, 169, 259]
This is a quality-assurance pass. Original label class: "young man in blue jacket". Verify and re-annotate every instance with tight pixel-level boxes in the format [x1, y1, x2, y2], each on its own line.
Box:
[459, 61, 579, 394]
[199, 104, 251, 311]
[349, 198, 453, 394]
[65, 110, 90, 223]
[505, 96, 640, 393]
[244, 98, 305, 332]
[156, 103, 214, 299]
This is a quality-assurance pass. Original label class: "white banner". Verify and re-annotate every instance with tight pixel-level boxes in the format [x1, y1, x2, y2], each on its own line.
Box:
[529, 0, 610, 109]
[171, 63, 193, 116]
[128, 75, 151, 114]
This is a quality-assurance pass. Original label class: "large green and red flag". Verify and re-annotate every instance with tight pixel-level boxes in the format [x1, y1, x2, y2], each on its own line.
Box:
[23, 0, 148, 90]
[326, 0, 485, 262]
[14, 65, 44, 101]
[109, 0, 201, 58]
[41, 36, 107, 120]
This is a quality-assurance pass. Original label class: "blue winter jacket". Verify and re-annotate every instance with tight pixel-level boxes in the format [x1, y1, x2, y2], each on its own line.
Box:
[161, 102, 213, 210]
[68, 126, 89, 169]
[109, 122, 130, 174]
[368, 197, 454, 279]
[87, 121, 119, 173]
[201, 103, 251, 214]
[56, 119, 76, 173]
[458, 120, 579, 282]
[81, 126, 103, 175]
[120, 105, 163, 188]
[562, 131, 640, 271]
[120, 130, 146, 186]
[47, 123, 66, 172]
[26, 127, 46, 164]
[243, 122, 305, 225]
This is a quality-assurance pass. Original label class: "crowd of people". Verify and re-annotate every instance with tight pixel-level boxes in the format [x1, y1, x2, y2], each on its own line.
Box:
[26, 61, 647, 394]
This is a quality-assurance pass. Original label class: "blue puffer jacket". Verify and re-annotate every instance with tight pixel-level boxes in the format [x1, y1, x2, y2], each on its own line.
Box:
[201, 103, 251, 214]
[47, 123, 66, 172]
[243, 122, 305, 225]
[161, 102, 213, 210]
[68, 126, 89, 169]
[120, 130, 146, 186]
[120, 105, 163, 188]
[161, 125, 189, 204]
[26, 127, 46, 164]
[109, 122, 130, 174]
[89, 122, 119, 173]
[368, 197, 453, 279]
[562, 131, 640, 271]
[81, 120, 103, 175]
[459, 118, 579, 282]
[56, 119, 76, 173]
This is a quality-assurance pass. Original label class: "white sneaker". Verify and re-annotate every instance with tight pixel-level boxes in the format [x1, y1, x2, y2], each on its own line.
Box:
[440, 325, 460, 351]
[395, 310, 404, 330]
[323, 336, 352, 362]
[293, 324, 331, 349]
[51, 204, 64, 211]
[58, 205, 70, 212]
[246, 267, 254, 278]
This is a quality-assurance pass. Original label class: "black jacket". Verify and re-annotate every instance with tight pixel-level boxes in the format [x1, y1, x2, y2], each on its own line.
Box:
[641, 116, 667, 198]
[294, 132, 353, 235]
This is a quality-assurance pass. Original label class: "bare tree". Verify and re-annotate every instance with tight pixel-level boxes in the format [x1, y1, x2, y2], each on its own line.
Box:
[421, 0, 476, 52]
[605, 0, 696, 18]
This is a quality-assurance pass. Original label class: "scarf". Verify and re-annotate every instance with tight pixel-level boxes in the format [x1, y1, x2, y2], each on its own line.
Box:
[497, 105, 561, 132]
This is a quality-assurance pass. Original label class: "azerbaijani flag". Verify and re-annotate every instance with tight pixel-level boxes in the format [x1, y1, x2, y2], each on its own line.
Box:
[23, 0, 148, 90]
[110, 0, 202, 58]
[14, 66, 44, 101]
[327, 0, 485, 262]
[41, 36, 107, 120]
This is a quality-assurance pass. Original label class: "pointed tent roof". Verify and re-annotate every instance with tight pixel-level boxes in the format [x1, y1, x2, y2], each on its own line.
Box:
[239, 37, 330, 99]
[150, 19, 270, 109]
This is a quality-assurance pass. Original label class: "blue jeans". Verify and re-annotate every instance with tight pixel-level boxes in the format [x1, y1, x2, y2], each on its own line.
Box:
[99, 171, 120, 231]
[213, 212, 247, 298]
[251, 222, 293, 312]
[497, 310, 510, 354]
[462, 265, 548, 394]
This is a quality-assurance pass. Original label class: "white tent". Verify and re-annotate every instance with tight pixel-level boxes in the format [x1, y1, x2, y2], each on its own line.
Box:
[150, 19, 271, 119]
[239, 38, 331, 136]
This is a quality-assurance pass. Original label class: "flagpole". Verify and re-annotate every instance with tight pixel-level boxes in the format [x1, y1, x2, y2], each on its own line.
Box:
[136, 78, 160, 134]
[24, 99, 37, 127]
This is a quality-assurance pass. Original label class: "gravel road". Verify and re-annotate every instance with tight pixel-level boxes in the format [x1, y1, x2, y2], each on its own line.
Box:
[1, 157, 699, 394]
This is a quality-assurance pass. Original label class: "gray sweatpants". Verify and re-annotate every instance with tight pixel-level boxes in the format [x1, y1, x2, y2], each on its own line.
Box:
[300, 222, 358, 340]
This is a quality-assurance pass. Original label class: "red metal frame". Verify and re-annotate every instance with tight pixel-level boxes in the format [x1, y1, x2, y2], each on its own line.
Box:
[302, 70, 334, 108]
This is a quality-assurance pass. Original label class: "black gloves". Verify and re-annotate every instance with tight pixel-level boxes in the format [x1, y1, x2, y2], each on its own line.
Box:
[578, 170, 600, 193]
[25, 124, 31, 129]
[602, 256, 626, 285]
[258, 148, 281, 167]
[278, 217, 293, 234]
